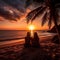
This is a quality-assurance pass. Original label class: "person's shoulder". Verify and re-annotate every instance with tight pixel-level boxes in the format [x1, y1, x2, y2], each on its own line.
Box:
[25, 37, 27, 39]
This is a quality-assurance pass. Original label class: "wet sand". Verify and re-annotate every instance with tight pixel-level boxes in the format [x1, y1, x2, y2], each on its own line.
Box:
[0, 37, 60, 60]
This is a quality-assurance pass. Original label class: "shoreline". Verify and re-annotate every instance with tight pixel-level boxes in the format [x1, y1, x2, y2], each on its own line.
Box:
[0, 39, 25, 48]
[0, 37, 25, 42]
[0, 35, 54, 48]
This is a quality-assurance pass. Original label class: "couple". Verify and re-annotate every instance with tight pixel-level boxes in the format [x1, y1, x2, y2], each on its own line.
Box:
[24, 32, 40, 48]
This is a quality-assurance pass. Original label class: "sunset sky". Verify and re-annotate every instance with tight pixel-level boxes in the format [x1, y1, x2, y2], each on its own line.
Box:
[0, 0, 58, 30]
[0, 18, 49, 30]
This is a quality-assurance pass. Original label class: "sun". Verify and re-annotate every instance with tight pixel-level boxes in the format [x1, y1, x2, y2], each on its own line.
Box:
[28, 25, 35, 30]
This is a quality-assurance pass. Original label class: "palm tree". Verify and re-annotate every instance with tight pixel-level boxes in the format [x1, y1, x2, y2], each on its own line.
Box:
[26, 0, 60, 42]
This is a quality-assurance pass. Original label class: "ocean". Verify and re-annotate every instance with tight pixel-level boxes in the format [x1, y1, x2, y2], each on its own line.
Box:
[0, 30, 57, 42]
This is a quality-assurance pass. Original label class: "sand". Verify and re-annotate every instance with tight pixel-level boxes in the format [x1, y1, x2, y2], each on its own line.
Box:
[0, 37, 60, 60]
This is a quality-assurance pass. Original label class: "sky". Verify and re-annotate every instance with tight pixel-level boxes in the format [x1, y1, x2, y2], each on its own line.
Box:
[0, 18, 49, 30]
[0, 0, 59, 30]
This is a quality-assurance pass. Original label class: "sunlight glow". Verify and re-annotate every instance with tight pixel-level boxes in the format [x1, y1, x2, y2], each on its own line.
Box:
[28, 24, 35, 37]
[28, 25, 35, 30]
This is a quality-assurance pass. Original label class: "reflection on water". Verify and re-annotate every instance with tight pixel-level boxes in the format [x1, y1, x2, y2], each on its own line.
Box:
[0, 30, 57, 41]
[30, 30, 34, 37]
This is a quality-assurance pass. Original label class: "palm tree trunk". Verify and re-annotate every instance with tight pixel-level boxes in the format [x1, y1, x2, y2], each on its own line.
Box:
[53, 11, 60, 43]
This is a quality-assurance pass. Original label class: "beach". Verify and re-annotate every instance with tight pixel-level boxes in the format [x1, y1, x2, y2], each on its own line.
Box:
[0, 36, 60, 60]
[0, 0, 60, 59]
[0, 30, 60, 60]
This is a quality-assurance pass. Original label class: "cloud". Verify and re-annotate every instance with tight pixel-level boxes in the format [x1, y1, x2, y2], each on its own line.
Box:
[2, 0, 26, 12]
[0, 0, 26, 21]
[0, 0, 43, 21]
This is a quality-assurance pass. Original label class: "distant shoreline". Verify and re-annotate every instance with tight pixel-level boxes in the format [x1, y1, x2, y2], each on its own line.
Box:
[0, 37, 25, 42]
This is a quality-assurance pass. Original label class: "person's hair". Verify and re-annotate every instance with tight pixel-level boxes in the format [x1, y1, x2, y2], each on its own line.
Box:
[34, 32, 39, 38]
[26, 32, 31, 37]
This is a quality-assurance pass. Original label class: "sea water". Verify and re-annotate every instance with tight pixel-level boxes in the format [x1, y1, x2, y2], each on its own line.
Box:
[0, 30, 57, 42]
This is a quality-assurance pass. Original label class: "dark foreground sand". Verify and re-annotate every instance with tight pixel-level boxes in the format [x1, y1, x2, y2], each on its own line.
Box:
[0, 38, 60, 60]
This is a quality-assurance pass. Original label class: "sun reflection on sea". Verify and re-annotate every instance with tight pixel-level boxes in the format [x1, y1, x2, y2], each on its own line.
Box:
[28, 24, 35, 37]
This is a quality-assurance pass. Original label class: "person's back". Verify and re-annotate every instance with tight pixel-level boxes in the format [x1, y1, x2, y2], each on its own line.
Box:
[24, 32, 31, 48]
[32, 32, 40, 48]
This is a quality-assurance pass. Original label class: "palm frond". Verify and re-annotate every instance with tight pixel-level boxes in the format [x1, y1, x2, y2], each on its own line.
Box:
[48, 10, 53, 29]
[26, 6, 42, 23]
[31, 7, 47, 21]
[48, 18, 52, 29]
[26, 6, 47, 23]
[41, 12, 48, 26]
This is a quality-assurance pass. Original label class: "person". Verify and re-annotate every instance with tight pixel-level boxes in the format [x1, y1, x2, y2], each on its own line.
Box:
[24, 32, 31, 48]
[32, 32, 40, 48]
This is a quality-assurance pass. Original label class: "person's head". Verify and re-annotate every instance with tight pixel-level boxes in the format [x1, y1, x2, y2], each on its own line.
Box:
[34, 32, 38, 38]
[26, 32, 31, 37]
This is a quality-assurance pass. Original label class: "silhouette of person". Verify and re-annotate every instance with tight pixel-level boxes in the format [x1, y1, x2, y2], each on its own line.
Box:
[24, 32, 31, 48]
[32, 32, 40, 48]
